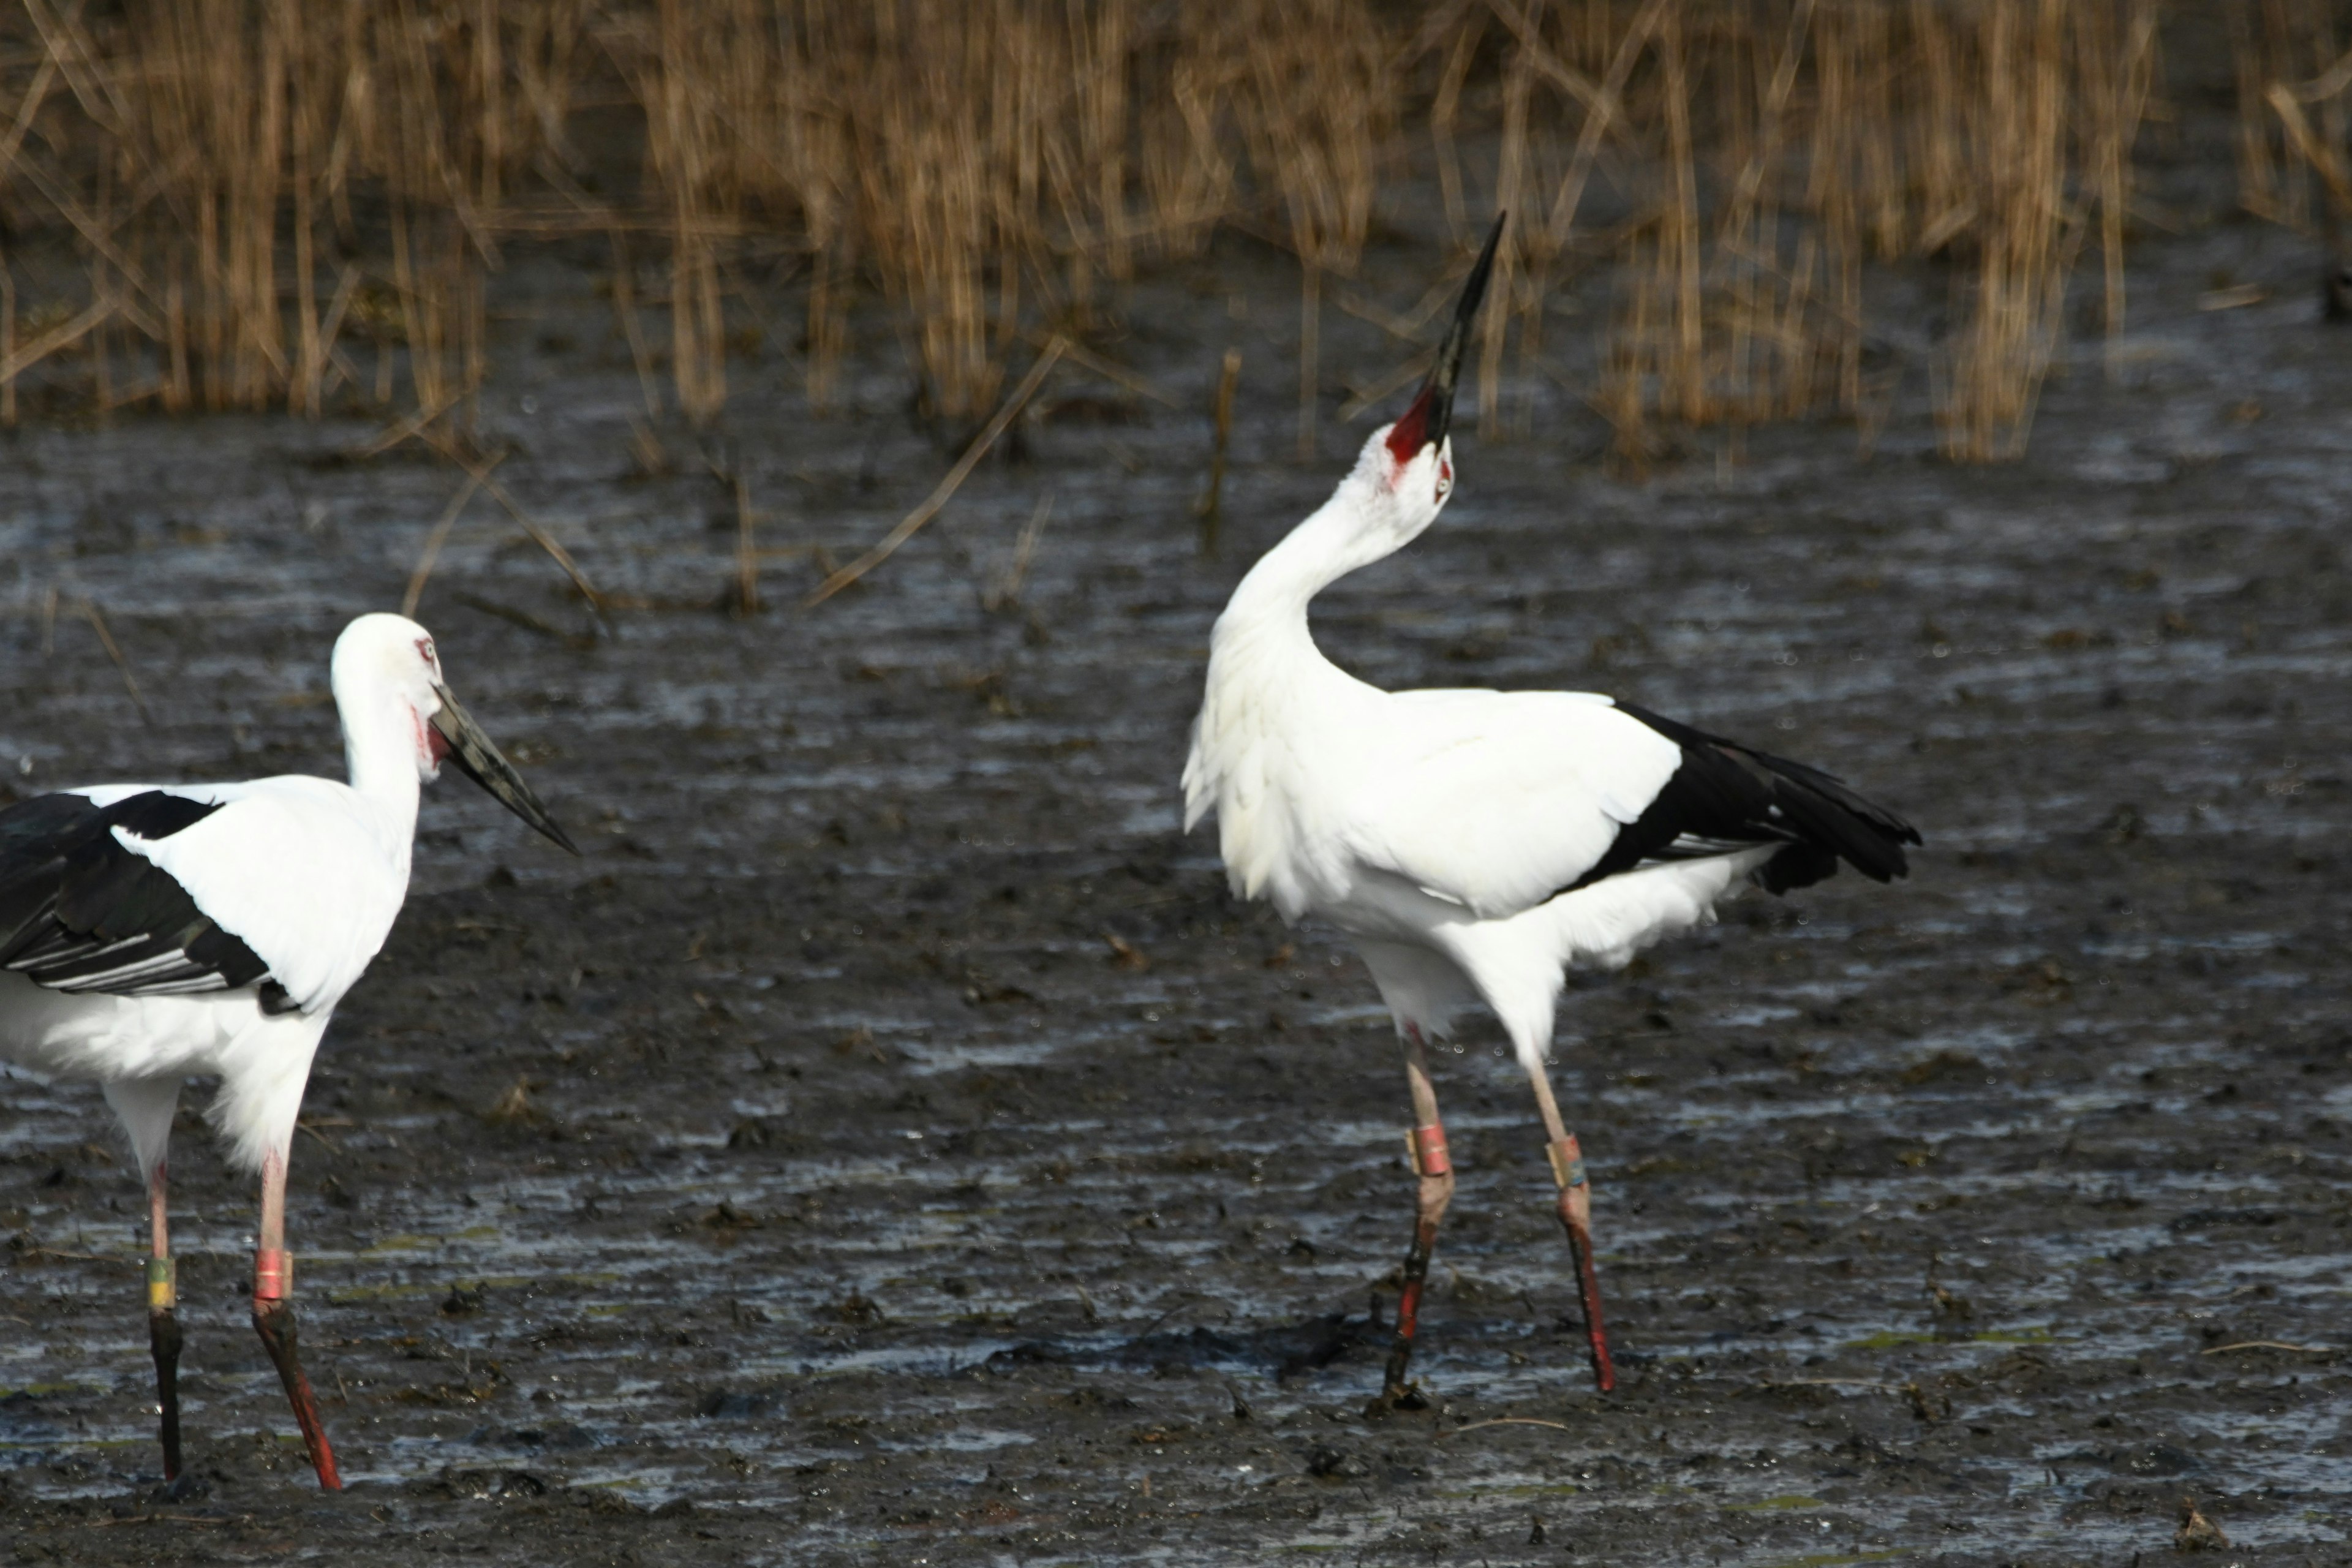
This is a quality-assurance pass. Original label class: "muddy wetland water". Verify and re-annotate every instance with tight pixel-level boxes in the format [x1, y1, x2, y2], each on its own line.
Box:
[5, 201, 2352, 1566]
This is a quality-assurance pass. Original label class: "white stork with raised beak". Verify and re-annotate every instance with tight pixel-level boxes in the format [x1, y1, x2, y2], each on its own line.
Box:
[1183, 217, 1919, 1401]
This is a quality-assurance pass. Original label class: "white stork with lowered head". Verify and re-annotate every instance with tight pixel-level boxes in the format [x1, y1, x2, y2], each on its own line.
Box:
[1182, 217, 1919, 1401]
[0, 612, 575, 1488]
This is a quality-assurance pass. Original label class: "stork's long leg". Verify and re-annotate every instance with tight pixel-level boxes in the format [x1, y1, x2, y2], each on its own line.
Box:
[1378, 1025, 1457, 1407]
[251, 1147, 342, 1490]
[1523, 1060, 1615, 1393]
[146, 1161, 183, 1480]
[103, 1076, 186, 1480]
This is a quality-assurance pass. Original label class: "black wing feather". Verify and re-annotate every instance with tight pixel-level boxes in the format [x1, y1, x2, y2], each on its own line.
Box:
[1568, 702, 1921, 895]
[0, 791, 284, 1003]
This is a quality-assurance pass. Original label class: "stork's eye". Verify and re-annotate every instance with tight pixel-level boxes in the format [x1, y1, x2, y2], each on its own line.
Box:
[1434, 462, 1453, 499]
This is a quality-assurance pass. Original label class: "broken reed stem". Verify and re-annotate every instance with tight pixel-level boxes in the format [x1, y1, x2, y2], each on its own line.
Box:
[354, 393, 463, 459]
[1025, 328, 1176, 407]
[806, 337, 1066, 608]
[734, 473, 760, 617]
[1, 259, 15, 426]
[417, 428, 609, 625]
[982, 492, 1054, 612]
[1197, 345, 1241, 557]
[1336, 345, 1434, 423]
[608, 230, 662, 423]
[2266, 83, 2352, 211]
[77, 598, 149, 726]
[1440, 1418, 1574, 1438]
[1296, 262, 1318, 462]
[401, 462, 499, 619]
[0, 300, 113, 386]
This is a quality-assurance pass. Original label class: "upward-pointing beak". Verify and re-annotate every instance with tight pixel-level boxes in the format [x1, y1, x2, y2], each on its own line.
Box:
[1407, 214, 1507, 455]
[429, 684, 579, 855]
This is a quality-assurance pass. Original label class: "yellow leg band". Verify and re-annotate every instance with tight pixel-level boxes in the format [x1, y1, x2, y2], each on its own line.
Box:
[146, 1257, 176, 1313]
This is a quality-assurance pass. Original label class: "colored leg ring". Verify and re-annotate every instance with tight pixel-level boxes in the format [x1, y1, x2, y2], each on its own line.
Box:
[1546, 1134, 1586, 1190]
[254, 1248, 292, 1303]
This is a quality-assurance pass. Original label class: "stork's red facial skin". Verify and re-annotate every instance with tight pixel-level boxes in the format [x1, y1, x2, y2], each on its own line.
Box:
[1385, 386, 1435, 466]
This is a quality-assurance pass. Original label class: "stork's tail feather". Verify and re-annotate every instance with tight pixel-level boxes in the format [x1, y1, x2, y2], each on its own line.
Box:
[1604, 701, 1920, 895]
[1738, 744, 1920, 891]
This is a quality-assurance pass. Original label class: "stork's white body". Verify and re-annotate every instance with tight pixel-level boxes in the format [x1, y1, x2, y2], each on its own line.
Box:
[0, 773, 413, 1173]
[1183, 460, 1770, 1070]
[0, 612, 572, 1491]
[0, 647, 428, 1177]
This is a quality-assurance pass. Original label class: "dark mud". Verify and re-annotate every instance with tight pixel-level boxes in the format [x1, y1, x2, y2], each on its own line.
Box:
[7, 115, 2352, 1568]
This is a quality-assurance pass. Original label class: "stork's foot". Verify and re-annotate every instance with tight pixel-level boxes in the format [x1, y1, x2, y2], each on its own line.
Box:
[251, 1295, 343, 1491]
[1364, 1379, 1432, 1419]
[1371, 1106, 1457, 1414]
[147, 1301, 183, 1481]
[1375, 1275, 1437, 1414]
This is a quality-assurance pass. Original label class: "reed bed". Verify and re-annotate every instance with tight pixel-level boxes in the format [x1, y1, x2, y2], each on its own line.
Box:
[0, 1, 2213, 462]
[2230, 0, 2352, 323]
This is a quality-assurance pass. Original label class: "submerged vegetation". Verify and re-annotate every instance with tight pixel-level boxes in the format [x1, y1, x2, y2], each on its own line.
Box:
[0, 2, 2340, 459]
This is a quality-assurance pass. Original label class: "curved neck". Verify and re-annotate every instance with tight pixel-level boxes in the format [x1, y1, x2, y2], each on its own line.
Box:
[1224, 481, 1401, 632]
[334, 687, 423, 838]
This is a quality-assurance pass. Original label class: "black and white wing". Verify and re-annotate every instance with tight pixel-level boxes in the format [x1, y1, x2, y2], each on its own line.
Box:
[1339, 688, 1918, 919]
[0, 791, 293, 1009]
[1567, 701, 1921, 895]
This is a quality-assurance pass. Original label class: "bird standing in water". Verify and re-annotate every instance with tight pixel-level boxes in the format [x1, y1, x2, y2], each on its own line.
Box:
[1183, 217, 1918, 1401]
[0, 612, 576, 1488]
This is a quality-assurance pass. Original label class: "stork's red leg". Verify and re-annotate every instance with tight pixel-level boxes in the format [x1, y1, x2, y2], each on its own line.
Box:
[145, 1161, 183, 1481]
[1525, 1063, 1615, 1393]
[251, 1148, 342, 1490]
[1377, 1025, 1456, 1409]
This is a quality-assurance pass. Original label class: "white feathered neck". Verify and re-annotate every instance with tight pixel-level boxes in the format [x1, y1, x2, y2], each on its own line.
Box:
[328, 630, 428, 885]
[1182, 430, 1452, 915]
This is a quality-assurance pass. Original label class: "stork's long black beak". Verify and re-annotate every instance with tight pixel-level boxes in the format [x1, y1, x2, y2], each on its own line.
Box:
[430, 684, 579, 854]
[1398, 214, 1506, 456]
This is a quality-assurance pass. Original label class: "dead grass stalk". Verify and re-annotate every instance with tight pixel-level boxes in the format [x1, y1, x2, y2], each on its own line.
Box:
[0, 1, 2184, 467]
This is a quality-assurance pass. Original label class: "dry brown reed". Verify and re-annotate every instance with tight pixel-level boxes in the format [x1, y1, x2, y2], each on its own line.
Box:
[2233, 2, 2345, 233]
[0, 1, 2182, 465]
[1197, 345, 1243, 556]
[805, 335, 1066, 606]
[1488, 0, 2159, 465]
[2232, 0, 2352, 295]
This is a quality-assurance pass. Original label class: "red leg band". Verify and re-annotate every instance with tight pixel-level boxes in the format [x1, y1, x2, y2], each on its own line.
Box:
[254, 1248, 292, 1303]
[1408, 1123, 1452, 1177]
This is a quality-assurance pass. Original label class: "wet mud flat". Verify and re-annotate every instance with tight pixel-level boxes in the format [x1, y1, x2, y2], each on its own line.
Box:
[5, 169, 2352, 1568]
